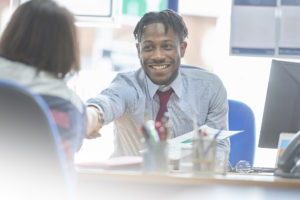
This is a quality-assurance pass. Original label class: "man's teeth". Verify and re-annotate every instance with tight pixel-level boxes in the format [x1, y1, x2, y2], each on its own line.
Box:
[152, 65, 167, 70]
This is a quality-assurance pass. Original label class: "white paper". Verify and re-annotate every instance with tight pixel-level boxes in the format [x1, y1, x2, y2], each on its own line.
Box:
[168, 125, 243, 159]
[169, 125, 243, 146]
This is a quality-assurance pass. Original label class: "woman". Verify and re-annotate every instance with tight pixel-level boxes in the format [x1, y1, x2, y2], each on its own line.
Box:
[0, 0, 90, 166]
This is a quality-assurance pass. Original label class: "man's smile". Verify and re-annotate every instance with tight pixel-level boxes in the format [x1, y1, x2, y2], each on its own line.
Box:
[149, 64, 170, 70]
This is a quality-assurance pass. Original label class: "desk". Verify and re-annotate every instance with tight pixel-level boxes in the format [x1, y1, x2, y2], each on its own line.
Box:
[76, 169, 300, 200]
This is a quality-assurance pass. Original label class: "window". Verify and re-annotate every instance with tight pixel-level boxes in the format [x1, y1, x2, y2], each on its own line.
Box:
[10, 0, 122, 25]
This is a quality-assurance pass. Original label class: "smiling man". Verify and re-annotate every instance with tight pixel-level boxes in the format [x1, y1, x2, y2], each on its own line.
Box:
[86, 9, 229, 157]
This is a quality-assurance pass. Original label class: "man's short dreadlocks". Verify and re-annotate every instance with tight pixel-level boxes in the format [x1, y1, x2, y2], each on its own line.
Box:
[133, 9, 188, 43]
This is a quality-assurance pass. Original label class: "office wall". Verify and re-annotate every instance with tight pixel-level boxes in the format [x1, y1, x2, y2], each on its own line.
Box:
[0, 0, 9, 35]
[182, 15, 216, 71]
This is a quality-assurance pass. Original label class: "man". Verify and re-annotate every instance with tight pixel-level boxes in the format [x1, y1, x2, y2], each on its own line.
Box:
[86, 9, 229, 157]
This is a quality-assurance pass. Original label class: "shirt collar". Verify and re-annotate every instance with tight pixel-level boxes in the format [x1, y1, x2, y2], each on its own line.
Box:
[145, 69, 183, 99]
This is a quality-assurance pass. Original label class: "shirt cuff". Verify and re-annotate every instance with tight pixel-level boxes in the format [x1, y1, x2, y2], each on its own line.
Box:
[87, 103, 104, 124]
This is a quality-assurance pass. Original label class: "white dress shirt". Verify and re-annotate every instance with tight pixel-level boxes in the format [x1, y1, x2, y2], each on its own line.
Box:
[87, 65, 229, 156]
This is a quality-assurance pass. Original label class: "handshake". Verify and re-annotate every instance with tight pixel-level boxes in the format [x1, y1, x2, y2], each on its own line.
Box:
[86, 106, 103, 139]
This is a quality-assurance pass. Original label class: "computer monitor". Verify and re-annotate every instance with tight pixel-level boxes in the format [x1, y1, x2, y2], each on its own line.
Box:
[258, 59, 300, 148]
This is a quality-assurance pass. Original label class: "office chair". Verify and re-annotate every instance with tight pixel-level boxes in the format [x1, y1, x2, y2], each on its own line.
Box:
[0, 80, 75, 200]
[228, 99, 256, 167]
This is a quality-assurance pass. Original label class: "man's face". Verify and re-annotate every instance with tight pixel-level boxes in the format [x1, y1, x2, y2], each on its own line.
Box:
[136, 23, 187, 85]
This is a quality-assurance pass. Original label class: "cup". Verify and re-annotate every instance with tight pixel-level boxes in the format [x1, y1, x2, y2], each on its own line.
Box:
[214, 147, 230, 174]
[142, 141, 168, 173]
[192, 138, 217, 175]
[179, 146, 193, 173]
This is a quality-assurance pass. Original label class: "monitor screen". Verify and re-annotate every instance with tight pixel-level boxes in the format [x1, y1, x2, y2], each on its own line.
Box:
[259, 59, 300, 148]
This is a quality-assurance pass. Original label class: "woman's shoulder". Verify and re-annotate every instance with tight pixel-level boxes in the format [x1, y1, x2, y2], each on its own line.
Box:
[36, 78, 85, 114]
[0, 56, 84, 112]
[0, 56, 37, 82]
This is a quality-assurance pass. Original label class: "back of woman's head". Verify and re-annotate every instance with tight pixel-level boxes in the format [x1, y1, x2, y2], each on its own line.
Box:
[0, 0, 80, 78]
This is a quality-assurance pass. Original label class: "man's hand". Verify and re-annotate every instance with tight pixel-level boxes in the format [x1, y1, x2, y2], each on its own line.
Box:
[86, 106, 103, 139]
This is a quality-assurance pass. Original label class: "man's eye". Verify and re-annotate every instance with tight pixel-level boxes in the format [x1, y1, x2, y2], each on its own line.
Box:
[143, 46, 153, 51]
[163, 44, 173, 50]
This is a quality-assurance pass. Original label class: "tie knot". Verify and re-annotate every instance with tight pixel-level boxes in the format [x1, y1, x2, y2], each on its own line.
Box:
[157, 89, 173, 100]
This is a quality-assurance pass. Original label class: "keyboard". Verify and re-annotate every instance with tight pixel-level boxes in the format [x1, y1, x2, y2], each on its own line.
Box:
[251, 167, 276, 173]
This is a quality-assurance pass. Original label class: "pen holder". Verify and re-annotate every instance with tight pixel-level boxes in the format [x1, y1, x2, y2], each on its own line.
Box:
[192, 138, 217, 175]
[142, 141, 168, 174]
[179, 146, 193, 173]
[214, 147, 230, 174]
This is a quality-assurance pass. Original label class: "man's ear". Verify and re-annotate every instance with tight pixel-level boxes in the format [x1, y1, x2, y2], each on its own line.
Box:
[136, 43, 141, 58]
[180, 41, 187, 57]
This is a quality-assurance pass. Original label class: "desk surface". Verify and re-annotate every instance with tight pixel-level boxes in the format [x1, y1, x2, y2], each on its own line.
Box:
[77, 168, 300, 200]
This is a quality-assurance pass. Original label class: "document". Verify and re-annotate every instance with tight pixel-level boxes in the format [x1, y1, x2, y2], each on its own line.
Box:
[168, 125, 243, 159]
[169, 125, 243, 147]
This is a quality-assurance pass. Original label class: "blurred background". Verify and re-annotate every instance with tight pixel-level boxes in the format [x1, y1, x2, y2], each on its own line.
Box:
[0, 0, 285, 167]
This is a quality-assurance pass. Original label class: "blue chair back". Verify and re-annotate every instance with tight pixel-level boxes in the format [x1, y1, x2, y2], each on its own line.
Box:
[228, 99, 256, 167]
[0, 79, 75, 200]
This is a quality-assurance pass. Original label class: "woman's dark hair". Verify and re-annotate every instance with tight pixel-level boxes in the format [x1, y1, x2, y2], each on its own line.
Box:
[0, 0, 79, 78]
[133, 9, 188, 43]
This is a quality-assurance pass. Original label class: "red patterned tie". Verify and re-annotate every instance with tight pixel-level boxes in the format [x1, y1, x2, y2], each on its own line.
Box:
[155, 89, 173, 122]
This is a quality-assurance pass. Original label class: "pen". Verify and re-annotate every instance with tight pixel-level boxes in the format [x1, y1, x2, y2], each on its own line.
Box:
[161, 112, 172, 140]
[192, 111, 199, 140]
[203, 127, 224, 157]
[146, 120, 160, 142]
[140, 124, 149, 139]
[192, 111, 202, 171]
[155, 121, 165, 141]
[144, 112, 150, 122]
[213, 127, 224, 140]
